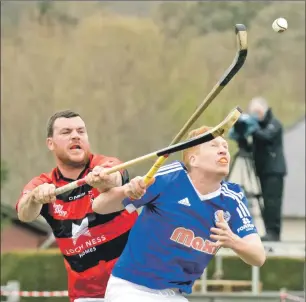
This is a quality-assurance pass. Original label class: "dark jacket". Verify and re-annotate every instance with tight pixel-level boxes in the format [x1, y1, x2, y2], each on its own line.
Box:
[252, 108, 287, 176]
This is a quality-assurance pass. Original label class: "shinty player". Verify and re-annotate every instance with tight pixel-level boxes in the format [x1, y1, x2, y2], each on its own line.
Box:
[16, 110, 138, 302]
[91, 125, 266, 302]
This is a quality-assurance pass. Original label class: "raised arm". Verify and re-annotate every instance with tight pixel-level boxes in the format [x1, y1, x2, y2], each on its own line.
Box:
[17, 178, 55, 223]
[91, 176, 148, 214]
[210, 189, 266, 267]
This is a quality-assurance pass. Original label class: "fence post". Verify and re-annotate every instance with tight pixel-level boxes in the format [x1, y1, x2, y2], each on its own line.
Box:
[4, 281, 20, 302]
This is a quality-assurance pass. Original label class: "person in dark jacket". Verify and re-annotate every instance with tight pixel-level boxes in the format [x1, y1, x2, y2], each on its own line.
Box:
[248, 97, 287, 241]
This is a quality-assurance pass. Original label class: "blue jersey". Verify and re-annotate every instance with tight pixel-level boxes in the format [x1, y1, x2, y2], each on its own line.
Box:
[112, 161, 257, 294]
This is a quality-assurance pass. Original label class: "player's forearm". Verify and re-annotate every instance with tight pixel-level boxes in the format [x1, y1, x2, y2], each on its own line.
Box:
[17, 194, 42, 223]
[92, 186, 126, 214]
[231, 236, 266, 267]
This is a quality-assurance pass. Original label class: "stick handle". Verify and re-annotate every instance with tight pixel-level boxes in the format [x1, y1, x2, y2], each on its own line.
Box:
[55, 151, 157, 196]
[143, 24, 247, 185]
[55, 107, 241, 196]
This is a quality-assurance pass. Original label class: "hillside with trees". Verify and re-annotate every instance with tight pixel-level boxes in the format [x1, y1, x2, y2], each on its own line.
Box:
[1, 1, 304, 206]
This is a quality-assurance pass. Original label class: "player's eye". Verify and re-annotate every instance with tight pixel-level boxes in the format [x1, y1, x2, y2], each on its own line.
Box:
[78, 128, 86, 134]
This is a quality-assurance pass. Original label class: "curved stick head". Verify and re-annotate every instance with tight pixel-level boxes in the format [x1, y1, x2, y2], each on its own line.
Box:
[235, 24, 246, 33]
[235, 24, 248, 51]
[211, 107, 243, 138]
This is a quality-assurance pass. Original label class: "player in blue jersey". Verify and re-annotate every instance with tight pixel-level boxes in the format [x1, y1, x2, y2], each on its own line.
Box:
[91, 125, 266, 302]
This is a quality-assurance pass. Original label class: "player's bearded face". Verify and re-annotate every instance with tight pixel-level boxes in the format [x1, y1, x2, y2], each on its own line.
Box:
[193, 137, 230, 176]
[47, 117, 91, 168]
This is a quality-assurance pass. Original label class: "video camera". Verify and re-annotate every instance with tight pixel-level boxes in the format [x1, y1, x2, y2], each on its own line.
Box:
[229, 113, 259, 141]
[228, 113, 259, 153]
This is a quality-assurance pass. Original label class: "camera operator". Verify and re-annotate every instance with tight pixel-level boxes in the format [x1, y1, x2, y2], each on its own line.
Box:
[229, 97, 287, 241]
[249, 97, 287, 241]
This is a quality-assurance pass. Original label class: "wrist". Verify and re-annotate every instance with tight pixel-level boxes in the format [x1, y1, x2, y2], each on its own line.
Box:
[230, 234, 243, 250]
[122, 183, 131, 198]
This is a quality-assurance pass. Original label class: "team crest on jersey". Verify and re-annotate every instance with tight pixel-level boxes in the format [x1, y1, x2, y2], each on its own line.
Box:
[214, 210, 231, 223]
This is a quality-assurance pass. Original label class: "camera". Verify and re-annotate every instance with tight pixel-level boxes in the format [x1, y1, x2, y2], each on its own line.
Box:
[228, 113, 259, 153]
[229, 113, 259, 141]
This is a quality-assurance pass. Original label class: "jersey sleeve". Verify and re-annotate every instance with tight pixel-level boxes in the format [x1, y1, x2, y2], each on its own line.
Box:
[123, 161, 184, 213]
[122, 175, 164, 213]
[227, 185, 258, 238]
[16, 176, 50, 215]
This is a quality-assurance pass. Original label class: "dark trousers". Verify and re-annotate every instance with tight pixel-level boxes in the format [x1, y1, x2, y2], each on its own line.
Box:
[259, 174, 284, 237]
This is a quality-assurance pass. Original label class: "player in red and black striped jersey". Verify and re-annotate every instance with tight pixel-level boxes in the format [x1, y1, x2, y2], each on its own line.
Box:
[16, 110, 138, 302]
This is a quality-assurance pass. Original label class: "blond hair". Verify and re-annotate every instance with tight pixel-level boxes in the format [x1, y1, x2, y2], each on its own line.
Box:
[182, 125, 212, 170]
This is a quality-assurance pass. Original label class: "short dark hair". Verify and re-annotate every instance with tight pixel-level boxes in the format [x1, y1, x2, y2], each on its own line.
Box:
[47, 110, 81, 137]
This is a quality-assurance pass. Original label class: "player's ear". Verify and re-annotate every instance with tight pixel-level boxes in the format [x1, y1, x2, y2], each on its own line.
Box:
[189, 154, 197, 168]
[46, 137, 54, 151]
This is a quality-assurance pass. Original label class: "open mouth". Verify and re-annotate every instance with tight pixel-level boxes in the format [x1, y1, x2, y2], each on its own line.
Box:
[218, 157, 228, 164]
[70, 145, 82, 150]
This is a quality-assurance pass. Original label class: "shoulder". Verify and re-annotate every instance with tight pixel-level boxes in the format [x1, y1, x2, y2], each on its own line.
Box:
[21, 171, 53, 193]
[154, 160, 187, 184]
[268, 112, 282, 128]
[90, 154, 122, 169]
[220, 181, 245, 202]
[221, 182, 250, 217]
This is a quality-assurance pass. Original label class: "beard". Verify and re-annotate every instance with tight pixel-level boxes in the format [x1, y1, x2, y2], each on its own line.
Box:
[55, 149, 90, 168]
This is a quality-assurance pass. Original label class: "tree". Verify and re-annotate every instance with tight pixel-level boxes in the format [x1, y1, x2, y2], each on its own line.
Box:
[154, 1, 272, 38]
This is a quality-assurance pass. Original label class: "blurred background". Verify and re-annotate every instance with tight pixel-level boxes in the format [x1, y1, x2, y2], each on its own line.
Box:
[1, 1, 305, 302]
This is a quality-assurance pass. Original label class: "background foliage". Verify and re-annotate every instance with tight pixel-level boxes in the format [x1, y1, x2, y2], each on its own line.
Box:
[1, 250, 304, 301]
[1, 1, 305, 206]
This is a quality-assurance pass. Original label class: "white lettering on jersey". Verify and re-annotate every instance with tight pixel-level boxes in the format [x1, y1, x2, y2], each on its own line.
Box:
[237, 223, 255, 233]
[79, 247, 96, 258]
[69, 192, 86, 201]
[53, 204, 67, 217]
[64, 234, 107, 256]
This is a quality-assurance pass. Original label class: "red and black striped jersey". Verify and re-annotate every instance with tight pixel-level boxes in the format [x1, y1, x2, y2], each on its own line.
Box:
[16, 154, 138, 301]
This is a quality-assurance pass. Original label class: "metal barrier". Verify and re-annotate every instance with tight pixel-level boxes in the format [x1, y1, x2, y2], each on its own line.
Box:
[1, 281, 68, 300]
[1, 281, 305, 302]
[280, 289, 305, 302]
[1, 281, 20, 302]
[199, 241, 305, 295]
[1, 242, 305, 301]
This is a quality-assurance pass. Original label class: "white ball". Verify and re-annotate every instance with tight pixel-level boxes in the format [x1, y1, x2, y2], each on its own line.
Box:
[272, 18, 288, 33]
